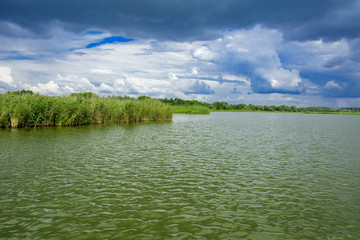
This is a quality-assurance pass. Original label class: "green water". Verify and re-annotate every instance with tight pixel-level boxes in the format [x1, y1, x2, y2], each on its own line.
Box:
[1, 112, 359, 239]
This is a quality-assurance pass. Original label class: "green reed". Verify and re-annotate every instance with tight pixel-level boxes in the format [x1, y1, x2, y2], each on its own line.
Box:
[0, 91, 172, 128]
[171, 105, 211, 114]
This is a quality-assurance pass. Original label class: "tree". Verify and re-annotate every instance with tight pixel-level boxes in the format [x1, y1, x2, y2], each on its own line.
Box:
[212, 102, 229, 110]
[137, 95, 151, 101]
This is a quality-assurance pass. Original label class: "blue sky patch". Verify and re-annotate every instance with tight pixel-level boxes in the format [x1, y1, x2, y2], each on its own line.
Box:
[85, 30, 104, 35]
[86, 36, 135, 48]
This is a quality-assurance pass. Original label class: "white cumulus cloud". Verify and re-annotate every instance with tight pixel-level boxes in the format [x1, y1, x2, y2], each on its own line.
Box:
[324, 80, 342, 89]
[1, 24, 358, 106]
[30, 81, 61, 95]
[90, 68, 114, 74]
[0, 66, 13, 85]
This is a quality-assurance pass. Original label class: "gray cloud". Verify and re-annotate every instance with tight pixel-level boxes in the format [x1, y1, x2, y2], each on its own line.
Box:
[178, 75, 247, 85]
[184, 80, 215, 95]
[0, 0, 358, 41]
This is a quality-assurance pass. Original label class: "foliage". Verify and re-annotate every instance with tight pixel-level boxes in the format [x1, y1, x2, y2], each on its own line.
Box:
[6, 90, 34, 96]
[0, 91, 172, 128]
[1, 91, 358, 128]
[160, 97, 359, 114]
[338, 107, 360, 112]
[171, 105, 211, 114]
[70, 92, 96, 99]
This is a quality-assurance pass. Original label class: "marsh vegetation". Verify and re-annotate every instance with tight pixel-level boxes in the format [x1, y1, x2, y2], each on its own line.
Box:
[1, 90, 358, 128]
[0, 91, 172, 128]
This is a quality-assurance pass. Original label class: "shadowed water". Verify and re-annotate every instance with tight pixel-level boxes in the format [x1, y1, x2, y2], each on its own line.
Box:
[1, 112, 359, 239]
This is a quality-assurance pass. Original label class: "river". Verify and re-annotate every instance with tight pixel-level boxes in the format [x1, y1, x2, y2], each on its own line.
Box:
[1, 112, 359, 239]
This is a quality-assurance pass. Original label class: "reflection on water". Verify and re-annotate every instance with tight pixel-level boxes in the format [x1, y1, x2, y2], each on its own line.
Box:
[1, 112, 360, 239]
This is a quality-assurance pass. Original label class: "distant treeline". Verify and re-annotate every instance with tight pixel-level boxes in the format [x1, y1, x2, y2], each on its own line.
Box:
[0, 91, 171, 128]
[338, 107, 360, 112]
[160, 98, 360, 113]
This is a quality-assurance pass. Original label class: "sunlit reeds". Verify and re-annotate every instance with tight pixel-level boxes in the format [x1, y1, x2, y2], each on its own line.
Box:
[0, 91, 172, 128]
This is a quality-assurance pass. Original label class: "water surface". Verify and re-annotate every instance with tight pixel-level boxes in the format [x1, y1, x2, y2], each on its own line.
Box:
[1, 112, 359, 239]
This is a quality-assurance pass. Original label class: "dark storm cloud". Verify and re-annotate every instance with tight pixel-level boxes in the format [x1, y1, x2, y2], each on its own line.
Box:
[0, 0, 359, 41]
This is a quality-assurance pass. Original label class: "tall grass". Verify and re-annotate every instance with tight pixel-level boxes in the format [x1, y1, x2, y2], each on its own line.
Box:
[171, 105, 211, 114]
[0, 92, 172, 128]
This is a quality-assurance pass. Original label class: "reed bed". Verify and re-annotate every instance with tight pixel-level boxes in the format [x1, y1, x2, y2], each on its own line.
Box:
[171, 105, 211, 114]
[0, 92, 172, 128]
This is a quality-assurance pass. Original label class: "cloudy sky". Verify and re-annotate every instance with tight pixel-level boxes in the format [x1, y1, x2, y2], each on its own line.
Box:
[0, 0, 359, 107]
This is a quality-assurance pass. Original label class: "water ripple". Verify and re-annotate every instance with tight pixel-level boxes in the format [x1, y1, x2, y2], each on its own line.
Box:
[1, 113, 359, 239]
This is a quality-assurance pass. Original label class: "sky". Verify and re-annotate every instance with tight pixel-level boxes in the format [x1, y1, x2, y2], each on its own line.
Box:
[0, 0, 359, 107]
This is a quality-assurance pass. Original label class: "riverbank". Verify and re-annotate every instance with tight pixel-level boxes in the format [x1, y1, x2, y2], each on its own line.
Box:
[211, 109, 360, 115]
[160, 98, 360, 115]
[171, 106, 360, 115]
[0, 91, 172, 128]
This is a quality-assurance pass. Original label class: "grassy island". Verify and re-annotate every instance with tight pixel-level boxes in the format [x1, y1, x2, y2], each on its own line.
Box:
[0, 91, 172, 128]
